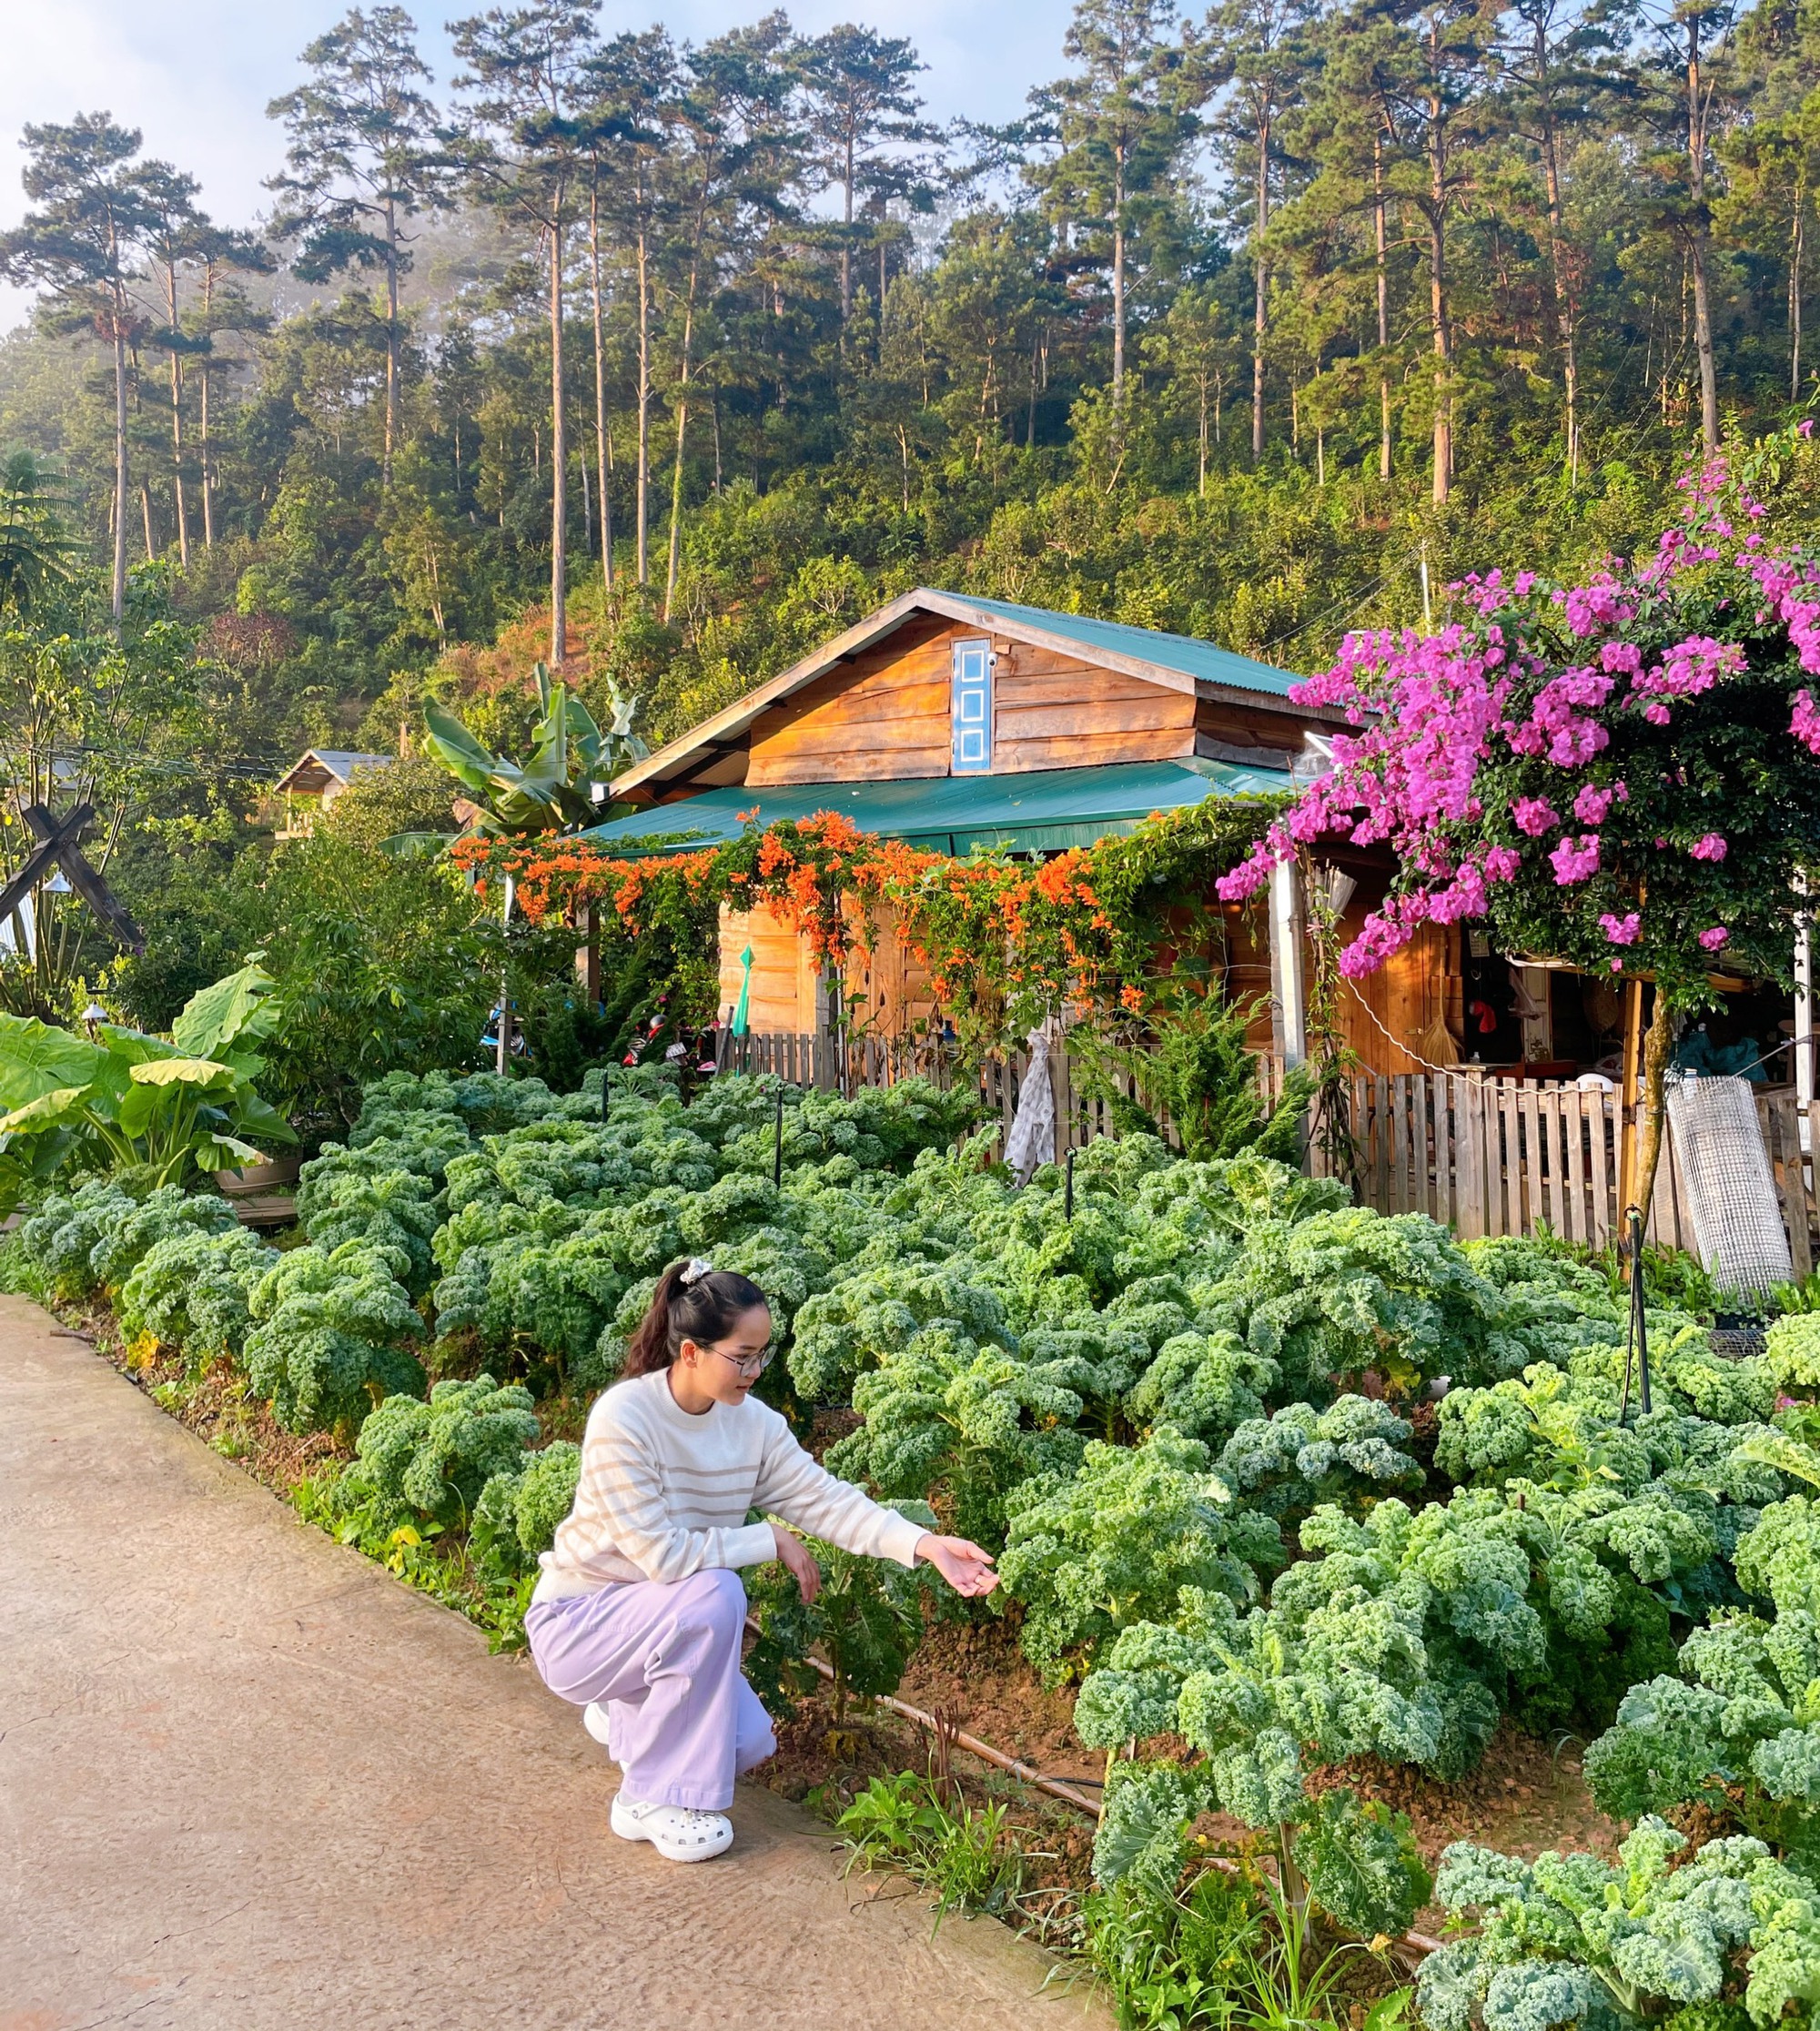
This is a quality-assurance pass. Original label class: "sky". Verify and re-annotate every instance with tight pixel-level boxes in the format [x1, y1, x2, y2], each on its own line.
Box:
[0, 0, 1071, 331]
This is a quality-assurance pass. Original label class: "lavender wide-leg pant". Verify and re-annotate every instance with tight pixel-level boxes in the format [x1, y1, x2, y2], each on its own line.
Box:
[525, 1568, 776, 1811]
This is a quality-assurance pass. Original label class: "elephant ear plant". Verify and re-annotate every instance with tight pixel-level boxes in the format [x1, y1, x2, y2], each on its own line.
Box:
[0, 957, 293, 1200]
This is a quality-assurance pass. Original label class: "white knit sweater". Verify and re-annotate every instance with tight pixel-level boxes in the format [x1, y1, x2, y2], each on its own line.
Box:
[533, 1369, 926, 1602]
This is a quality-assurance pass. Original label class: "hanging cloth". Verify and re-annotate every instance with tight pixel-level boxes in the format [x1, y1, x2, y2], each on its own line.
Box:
[1003, 1016, 1063, 1186]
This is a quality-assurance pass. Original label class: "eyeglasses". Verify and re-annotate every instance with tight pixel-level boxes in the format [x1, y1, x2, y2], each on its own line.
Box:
[711, 1345, 775, 1379]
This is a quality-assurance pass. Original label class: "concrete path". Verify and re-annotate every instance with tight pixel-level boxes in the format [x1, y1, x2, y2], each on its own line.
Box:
[0, 1296, 1106, 2031]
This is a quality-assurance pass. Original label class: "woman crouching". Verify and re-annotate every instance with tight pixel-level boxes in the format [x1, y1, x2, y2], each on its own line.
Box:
[526, 1257, 997, 1862]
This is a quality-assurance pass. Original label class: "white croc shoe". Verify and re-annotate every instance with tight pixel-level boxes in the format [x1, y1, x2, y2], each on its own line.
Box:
[582, 1701, 614, 1752]
[611, 1794, 734, 1863]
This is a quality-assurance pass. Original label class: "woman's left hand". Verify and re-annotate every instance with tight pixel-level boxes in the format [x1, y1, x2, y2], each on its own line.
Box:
[915, 1533, 998, 1597]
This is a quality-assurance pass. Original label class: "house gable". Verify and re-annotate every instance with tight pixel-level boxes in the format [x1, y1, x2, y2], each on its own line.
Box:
[619, 588, 1333, 802]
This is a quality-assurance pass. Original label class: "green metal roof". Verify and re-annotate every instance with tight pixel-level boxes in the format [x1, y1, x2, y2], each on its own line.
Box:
[953, 595, 1301, 698]
[580, 757, 1291, 860]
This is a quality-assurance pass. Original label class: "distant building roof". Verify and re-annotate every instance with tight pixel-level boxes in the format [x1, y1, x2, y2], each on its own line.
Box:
[612, 586, 1317, 798]
[273, 750, 396, 797]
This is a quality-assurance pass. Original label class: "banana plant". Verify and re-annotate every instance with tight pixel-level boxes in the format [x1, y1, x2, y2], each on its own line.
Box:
[422, 663, 648, 835]
[0, 957, 294, 1201]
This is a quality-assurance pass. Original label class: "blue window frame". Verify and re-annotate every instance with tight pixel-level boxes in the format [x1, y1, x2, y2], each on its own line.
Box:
[951, 637, 993, 773]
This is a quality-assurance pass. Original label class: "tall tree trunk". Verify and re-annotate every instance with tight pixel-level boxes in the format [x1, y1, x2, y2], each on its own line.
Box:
[589, 171, 613, 595]
[110, 273, 127, 625]
[548, 212, 568, 667]
[1252, 118, 1271, 463]
[1113, 144, 1127, 423]
[1428, 80, 1452, 507]
[199, 264, 215, 551]
[635, 175, 652, 587]
[840, 128, 854, 346]
[383, 198, 399, 489]
[664, 151, 717, 622]
[161, 256, 189, 570]
[1794, 187, 1805, 402]
[1539, 111, 1580, 483]
[1687, 21, 1720, 453]
[1375, 124, 1391, 483]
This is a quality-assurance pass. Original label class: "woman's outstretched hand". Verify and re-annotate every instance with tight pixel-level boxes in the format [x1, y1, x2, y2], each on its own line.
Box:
[771, 1522, 821, 1604]
[915, 1533, 998, 1597]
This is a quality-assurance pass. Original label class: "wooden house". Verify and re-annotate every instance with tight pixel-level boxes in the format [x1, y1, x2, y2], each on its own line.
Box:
[585, 589, 1472, 1077]
[272, 750, 396, 839]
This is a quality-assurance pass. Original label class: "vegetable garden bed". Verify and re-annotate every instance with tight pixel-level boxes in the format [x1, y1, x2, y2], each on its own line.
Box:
[9, 1057, 1820, 2031]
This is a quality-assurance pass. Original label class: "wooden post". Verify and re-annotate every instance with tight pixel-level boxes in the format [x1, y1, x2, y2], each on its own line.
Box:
[1617, 977, 1644, 1227]
[1268, 858, 1308, 1070]
[574, 902, 601, 1005]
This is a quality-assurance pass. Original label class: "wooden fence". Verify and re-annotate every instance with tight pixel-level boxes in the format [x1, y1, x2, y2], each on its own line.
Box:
[713, 1028, 1820, 1267]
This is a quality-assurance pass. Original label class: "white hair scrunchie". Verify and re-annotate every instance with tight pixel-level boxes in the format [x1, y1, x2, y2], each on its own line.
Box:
[680, 1257, 714, 1286]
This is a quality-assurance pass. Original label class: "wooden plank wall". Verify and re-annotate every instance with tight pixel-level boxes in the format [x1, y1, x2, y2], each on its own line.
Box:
[743, 621, 1200, 783]
[747, 616, 954, 785]
[716, 903, 821, 1034]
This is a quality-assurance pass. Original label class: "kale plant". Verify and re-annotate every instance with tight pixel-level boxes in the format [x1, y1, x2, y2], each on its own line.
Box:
[243, 1239, 427, 1434]
[1418, 1821, 1820, 2031]
[997, 1428, 1283, 1685]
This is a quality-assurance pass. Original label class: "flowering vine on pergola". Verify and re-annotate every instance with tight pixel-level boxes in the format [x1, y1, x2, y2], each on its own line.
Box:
[1218, 428, 1820, 1223]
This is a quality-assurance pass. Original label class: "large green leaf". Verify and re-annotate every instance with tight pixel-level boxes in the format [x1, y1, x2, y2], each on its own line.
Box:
[126, 1056, 235, 1088]
[229, 1090, 298, 1146]
[96, 1024, 181, 1065]
[0, 1012, 103, 1112]
[422, 700, 506, 795]
[0, 1085, 90, 1137]
[171, 956, 278, 1061]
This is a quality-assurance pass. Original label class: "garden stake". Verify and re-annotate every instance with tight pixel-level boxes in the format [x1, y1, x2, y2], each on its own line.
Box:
[1619, 1203, 1651, 1423]
[1065, 1146, 1075, 1220]
[773, 1086, 785, 1187]
[599, 1066, 609, 1121]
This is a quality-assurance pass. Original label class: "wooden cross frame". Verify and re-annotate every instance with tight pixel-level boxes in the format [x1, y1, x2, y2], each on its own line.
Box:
[0, 803, 144, 953]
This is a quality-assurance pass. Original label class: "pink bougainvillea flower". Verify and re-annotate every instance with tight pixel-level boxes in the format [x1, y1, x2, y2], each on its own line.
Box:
[1610, 957, 1624, 972]
[1699, 925, 1730, 950]
[1512, 796, 1560, 836]
[1689, 833, 1728, 861]
[1550, 834, 1601, 884]
[1574, 783, 1617, 825]
[1794, 688, 1820, 755]
[1599, 911, 1642, 945]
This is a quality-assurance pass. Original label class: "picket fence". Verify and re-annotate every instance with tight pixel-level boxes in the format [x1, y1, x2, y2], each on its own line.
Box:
[713, 1027, 1820, 1268]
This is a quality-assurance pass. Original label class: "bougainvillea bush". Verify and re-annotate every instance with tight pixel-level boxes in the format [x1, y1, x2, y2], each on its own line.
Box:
[1218, 428, 1820, 1207]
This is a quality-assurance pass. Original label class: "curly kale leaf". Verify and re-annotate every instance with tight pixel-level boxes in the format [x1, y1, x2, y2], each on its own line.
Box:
[471, 1440, 581, 1581]
[829, 1326, 1089, 1545]
[1214, 1393, 1421, 1526]
[1198, 1207, 1519, 1400]
[997, 1428, 1279, 1685]
[1127, 1329, 1282, 1447]
[789, 1262, 1010, 1403]
[1421, 1819, 1820, 2031]
[335, 1373, 541, 1532]
[1293, 1786, 1433, 1939]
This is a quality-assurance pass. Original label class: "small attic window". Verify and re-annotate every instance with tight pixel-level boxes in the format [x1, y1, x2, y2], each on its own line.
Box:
[950, 637, 993, 773]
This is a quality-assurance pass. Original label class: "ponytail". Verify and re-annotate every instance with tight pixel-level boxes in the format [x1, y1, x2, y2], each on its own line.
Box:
[622, 1258, 770, 1378]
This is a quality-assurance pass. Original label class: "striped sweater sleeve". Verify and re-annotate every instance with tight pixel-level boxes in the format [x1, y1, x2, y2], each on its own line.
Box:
[582, 1413, 775, 1584]
[753, 1422, 927, 1569]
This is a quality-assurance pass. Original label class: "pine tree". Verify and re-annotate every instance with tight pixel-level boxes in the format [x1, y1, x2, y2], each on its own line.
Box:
[268, 5, 450, 490]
